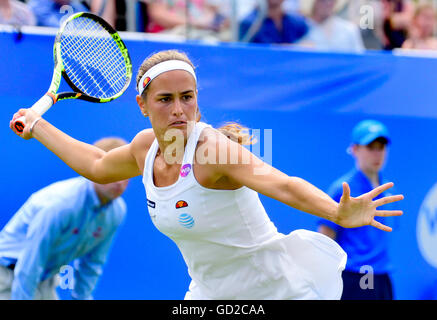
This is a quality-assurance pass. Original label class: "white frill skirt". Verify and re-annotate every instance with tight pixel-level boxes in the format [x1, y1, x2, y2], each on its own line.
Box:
[184, 229, 347, 300]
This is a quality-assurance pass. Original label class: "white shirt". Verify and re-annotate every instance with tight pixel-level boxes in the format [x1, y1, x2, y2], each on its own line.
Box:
[300, 16, 365, 53]
[142, 122, 346, 299]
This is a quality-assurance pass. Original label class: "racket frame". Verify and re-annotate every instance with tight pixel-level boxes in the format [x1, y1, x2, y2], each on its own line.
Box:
[14, 12, 132, 133]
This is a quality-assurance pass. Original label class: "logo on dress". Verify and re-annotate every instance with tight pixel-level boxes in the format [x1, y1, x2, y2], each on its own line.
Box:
[175, 200, 188, 209]
[178, 213, 195, 229]
[147, 199, 156, 208]
[180, 164, 191, 177]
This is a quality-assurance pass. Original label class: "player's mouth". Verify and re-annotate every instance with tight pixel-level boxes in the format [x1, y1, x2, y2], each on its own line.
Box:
[169, 120, 187, 127]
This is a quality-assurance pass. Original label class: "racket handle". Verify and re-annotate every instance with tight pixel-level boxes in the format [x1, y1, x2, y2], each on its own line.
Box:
[14, 95, 54, 133]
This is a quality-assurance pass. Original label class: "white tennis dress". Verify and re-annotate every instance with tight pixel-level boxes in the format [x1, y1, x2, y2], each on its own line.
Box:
[142, 122, 347, 300]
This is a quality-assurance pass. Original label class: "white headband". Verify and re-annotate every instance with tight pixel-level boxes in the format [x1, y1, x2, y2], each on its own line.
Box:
[137, 60, 197, 96]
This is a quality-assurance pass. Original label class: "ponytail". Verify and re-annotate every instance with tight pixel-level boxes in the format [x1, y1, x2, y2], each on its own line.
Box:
[217, 122, 257, 146]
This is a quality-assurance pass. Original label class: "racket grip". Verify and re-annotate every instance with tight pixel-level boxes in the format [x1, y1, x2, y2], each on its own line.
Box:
[14, 95, 54, 133]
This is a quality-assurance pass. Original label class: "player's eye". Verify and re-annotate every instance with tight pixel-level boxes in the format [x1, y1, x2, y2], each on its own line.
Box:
[158, 96, 171, 103]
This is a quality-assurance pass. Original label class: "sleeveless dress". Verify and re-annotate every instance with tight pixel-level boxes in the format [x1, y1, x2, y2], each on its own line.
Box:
[142, 122, 347, 300]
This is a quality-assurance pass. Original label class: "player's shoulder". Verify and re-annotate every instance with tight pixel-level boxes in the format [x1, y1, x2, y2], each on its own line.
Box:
[131, 128, 155, 149]
[199, 125, 222, 142]
[197, 126, 231, 156]
[129, 128, 155, 158]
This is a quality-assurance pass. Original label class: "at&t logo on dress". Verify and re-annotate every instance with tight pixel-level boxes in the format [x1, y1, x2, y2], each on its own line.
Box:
[178, 213, 195, 229]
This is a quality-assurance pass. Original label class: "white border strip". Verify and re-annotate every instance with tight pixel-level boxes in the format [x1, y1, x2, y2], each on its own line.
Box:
[0, 24, 187, 43]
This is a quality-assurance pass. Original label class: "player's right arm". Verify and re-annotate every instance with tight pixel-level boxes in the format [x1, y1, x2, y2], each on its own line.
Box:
[10, 108, 153, 184]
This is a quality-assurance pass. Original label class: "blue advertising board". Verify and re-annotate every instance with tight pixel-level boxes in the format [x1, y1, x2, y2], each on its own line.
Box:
[1, 29, 436, 299]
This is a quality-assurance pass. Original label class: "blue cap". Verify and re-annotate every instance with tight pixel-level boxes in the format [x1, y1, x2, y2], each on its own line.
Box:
[351, 120, 390, 145]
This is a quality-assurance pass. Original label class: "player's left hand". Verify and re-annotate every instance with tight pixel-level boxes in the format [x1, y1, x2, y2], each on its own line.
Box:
[335, 182, 404, 231]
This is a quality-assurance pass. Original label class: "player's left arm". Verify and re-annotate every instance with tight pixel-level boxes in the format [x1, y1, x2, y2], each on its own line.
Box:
[205, 131, 403, 231]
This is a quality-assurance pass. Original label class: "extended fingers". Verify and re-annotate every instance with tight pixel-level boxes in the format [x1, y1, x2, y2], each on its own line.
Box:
[369, 182, 394, 198]
[341, 182, 351, 201]
[374, 194, 404, 207]
[375, 210, 403, 217]
[371, 219, 393, 232]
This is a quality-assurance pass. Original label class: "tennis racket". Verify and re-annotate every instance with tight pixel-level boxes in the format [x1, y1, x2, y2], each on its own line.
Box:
[13, 12, 132, 133]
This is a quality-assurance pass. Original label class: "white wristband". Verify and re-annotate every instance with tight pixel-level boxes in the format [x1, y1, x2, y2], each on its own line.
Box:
[29, 117, 42, 134]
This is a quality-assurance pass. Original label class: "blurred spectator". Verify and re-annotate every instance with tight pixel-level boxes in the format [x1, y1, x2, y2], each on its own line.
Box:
[298, 0, 365, 52]
[111, 0, 127, 31]
[402, 3, 437, 50]
[141, 0, 231, 41]
[28, 0, 90, 27]
[89, 0, 116, 28]
[0, 0, 36, 26]
[0, 137, 129, 300]
[344, 0, 386, 50]
[28, 0, 116, 29]
[283, 0, 300, 14]
[318, 120, 397, 300]
[239, 0, 309, 44]
[382, 0, 415, 50]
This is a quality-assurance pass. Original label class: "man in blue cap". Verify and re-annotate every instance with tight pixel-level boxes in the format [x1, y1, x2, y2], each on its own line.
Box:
[318, 119, 397, 300]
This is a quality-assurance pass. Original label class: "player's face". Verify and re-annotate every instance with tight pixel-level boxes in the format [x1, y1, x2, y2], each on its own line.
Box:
[353, 140, 387, 174]
[94, 179, 129, 205]
[138, 70, 198, 140]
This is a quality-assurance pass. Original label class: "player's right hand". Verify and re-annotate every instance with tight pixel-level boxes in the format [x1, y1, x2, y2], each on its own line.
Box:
[10, 108, 41, 140]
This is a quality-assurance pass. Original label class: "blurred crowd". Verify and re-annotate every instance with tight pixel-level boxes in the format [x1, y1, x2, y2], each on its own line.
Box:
[1, 0, 437, 52]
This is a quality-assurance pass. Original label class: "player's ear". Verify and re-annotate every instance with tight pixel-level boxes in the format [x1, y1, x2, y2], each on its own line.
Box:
[136, 95, 148, 117]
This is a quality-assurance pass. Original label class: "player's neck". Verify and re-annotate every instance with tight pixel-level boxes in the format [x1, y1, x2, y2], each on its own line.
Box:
[156, 137, 187, 166]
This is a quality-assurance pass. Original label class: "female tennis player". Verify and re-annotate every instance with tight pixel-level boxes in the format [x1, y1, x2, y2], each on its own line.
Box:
[10, 50, 403, 300]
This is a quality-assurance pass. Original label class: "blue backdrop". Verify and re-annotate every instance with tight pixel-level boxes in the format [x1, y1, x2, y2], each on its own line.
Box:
[1, 30, 436, 300]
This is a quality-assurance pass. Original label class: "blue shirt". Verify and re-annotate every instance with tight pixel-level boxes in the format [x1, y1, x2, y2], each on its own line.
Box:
[0, 177, 126, 300]
[28, 0, 89, 27]
[239, 10, 309, 44]
[318, 169, 396, 274]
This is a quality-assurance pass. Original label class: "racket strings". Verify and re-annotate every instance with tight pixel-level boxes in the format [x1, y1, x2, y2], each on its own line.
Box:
[63, 25, 125, 96]
[60, 17, 128, 99]
[62, 22, 125, 95]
